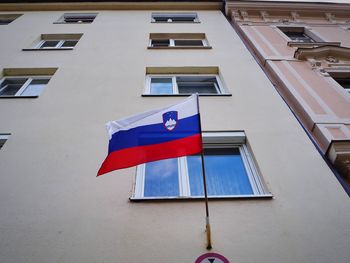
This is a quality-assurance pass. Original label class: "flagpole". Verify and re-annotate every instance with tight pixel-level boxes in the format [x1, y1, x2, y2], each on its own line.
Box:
[196, 94, 212, 250]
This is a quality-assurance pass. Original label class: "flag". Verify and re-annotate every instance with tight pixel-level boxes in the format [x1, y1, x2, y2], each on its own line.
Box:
[97, 94, 202, 176]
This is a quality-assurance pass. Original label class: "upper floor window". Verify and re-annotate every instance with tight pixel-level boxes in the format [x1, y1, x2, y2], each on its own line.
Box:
[0, 77, 50, 97]
[149, 33, 210, 49]
[38, 39, 78, 49]
[278, 27, 315, 43]
[24, 34, 83, 51]
[0, 134, 9, 150]
[0, 68, 57, 98]
[146, 75, 225, 95]
[132, 132, 270, 200]
[151, 13, 199, 23]
[333, 77, 350, 93]
[0, 14, 22, 25]
[55, 13, 97, 24]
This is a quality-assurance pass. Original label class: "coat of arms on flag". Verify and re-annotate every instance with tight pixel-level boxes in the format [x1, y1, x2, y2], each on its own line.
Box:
[162, 111, 178, 131]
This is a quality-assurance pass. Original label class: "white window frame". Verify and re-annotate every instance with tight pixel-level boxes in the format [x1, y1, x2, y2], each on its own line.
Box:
[0, 76, 51, 97]
[151, 13, 199, 23]
[55, 13, 97, 24]
[132, 132, 271, 200]
[149, 38, 208, 48]
[145, 74, 225, 95]
[36, 39, 78, 49]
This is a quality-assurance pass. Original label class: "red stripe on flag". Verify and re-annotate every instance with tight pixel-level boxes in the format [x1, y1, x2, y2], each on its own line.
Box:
[97, 134, 202, 176]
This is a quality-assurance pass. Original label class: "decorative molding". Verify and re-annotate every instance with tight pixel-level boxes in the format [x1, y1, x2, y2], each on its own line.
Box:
[325, 12, 336, 24]
[231, 9, 241, 21]
[240, 10, 249, 21]
[294, 45, 350, 61]
[291, 11, 300, 22]
[260, 11, 269, 22]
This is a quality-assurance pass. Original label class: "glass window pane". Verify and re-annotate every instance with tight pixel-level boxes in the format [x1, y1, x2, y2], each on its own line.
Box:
[151, 39, 170, 47]
[187, 148, 254, 196]
[144, 158, 179, 197]
[61, 40, 78, 48]
[177, 76, 219, 94]
[0, 78, 27, 96]
[21, 79, 49, 96]
[285, 32, 315, 43]
[150, 78, 173, 94]
[334, 78, 350, 91]
[40, 40, 60, 48]
[174, 40, 203, 46]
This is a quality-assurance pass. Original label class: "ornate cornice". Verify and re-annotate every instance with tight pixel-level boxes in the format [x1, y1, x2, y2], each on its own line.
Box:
[294, 45, 350, 60]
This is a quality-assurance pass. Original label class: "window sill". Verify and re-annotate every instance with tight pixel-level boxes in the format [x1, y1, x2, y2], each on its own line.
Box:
[148, 46, 212, 50]
[130, 194, 273, 202]
[53, 22, 93, 24]
[142, 94, 232, 97]
[151, 21, 200, 24]
[287, 41, 341, 48]
[0, 95, 38, 98]
[22, 48, 74, 51]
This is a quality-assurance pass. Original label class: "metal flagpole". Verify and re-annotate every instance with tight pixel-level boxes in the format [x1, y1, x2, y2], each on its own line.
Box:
[196, 94, 212, 250]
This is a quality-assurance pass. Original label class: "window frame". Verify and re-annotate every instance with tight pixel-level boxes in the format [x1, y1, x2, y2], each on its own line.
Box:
[0, 134, 10, 150]
[35, 39, 79, 50]
[276, 26, 325, 44]
[149, 38, 208, 48]
[55, 13, 97, 24]
[327, 70, 350, 95]
[131, 132, 271, 200]
[151, 12, 199, 23]
[144, 74, 226, 95]
[0, 14, 22, 25]
[0, 76, 51, 98]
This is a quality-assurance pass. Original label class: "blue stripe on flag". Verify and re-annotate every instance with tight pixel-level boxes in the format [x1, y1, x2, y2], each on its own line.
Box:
[108, 114, 200, 153]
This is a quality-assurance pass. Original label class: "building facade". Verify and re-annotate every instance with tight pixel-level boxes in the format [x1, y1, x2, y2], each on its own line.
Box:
[0, 1, 350, 263]
[226, 0, 350, 189]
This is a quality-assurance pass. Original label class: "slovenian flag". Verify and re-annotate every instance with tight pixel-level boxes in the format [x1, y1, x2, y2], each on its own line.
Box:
[97, 94, 202, 176]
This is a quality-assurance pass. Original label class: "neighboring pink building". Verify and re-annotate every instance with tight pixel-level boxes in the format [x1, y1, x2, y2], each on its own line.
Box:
[226, 0, 350, 190]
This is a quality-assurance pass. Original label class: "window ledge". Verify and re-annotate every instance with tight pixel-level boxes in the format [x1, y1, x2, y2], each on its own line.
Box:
[142, 94, 232, 97]
[151, 21, 200, 24]
[148, 46, 212, 50]
[53, 22, 92, 24]
[130, 194, 273, 202]
[22, 48, 74, 51]
[287, 41, 341, 48]
[0, 96, 38, 98]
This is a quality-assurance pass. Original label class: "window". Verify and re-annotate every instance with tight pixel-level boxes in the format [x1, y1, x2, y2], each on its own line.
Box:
[23, 34, 83, 51]
[328, 71, 350, 94]
[0, 14, 22, 25]
[149, 33, 209, 49]
[38, 39, 78, 49]
[278, 27, 315, 43]
[0, 134, 9, 150]
[55, 13, 97, 24]
[333, 77, 350, 93]
[151, 13, 199, 23]
[132, 132, 270, 199]
[146, 75, 225, 95]
[0, 76, 51, 97]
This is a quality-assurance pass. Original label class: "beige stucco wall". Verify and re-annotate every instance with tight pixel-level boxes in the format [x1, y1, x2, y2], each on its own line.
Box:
[1, 7, 350, 263]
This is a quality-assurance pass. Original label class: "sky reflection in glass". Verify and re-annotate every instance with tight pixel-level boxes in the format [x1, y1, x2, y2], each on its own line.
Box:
[144, 158, 179, 197]
[150, 78, 173, 94]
